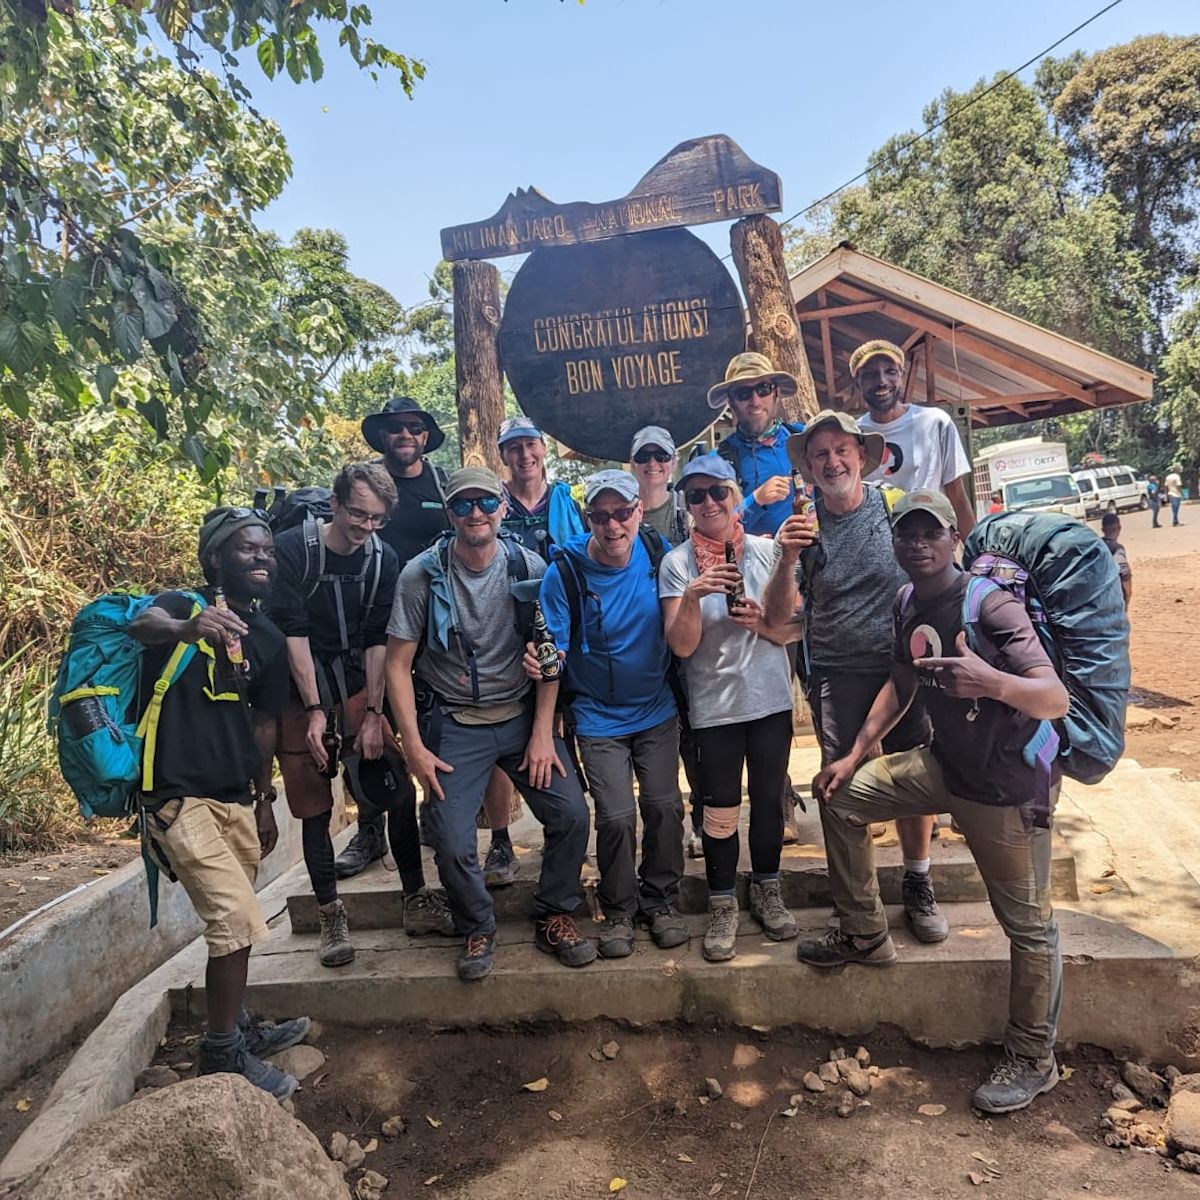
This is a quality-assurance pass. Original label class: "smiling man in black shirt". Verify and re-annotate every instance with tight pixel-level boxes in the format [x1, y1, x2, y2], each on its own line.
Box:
[132, 507, 309, 1101]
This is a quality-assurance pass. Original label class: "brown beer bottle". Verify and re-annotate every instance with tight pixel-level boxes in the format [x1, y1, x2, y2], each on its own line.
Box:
[791, 469, 821, 538]
[531, 601, 561, 680]
[318, 707, 342, 780]
[724, 541, 745, 613]
[212, 587, 246, 673]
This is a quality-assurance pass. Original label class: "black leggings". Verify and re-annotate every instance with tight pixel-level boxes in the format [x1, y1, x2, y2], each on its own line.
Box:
[302, 811, 338, 906]
[354, 756, 424, 895]
[693, 709, 793, 893]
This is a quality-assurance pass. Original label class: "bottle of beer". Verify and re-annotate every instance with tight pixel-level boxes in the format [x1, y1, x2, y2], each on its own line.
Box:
[319, 707, 342, 780]
[791, 469, 821, 540]
[531, 601, 561, 680]
[724, 540, 746, 613]
[211, 586, 247, 683]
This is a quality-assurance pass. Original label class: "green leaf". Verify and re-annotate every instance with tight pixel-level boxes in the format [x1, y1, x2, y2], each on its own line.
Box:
[96, 363, 118, 404]
[285, 45, 303, 83]
[110, 300, 145, 362]
[0, 314, 49, 375]
[183, 433, 208, 473]
[257, 35, 278, 78]
[51, 271, 85, 332]
[305, 40, 323, 82]
[1, 381, 30, 419]
[156, 0, 192, 42]
[136, 397, 169, 440]
[140, 296, 178, 340]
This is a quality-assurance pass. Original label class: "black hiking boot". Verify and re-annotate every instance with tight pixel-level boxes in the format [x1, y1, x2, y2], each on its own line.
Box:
[797, 926, 897, 968]
[973, 1050, 1059, 1113]
[535, 913, 597, 967]
[457, 933, 495, 982]
[333, 819, 386, 879]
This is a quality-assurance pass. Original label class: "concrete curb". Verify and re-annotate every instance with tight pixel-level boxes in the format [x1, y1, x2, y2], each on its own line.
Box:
[0, 821, 353, 1188]
[0, 786, 346, 1094]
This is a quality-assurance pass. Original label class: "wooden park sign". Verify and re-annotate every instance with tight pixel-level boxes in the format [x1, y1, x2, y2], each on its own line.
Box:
[441, 135, 781, 261]
[442, 136, 816, 471]
[499, 228, 744, 461]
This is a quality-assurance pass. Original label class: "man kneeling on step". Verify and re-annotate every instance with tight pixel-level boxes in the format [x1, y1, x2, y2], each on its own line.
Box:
[797, 489, 1070, 1115]
[386, 467, 597, 981]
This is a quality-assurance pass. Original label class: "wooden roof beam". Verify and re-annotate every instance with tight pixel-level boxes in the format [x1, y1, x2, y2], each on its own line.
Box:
[796, 300, 888, 322]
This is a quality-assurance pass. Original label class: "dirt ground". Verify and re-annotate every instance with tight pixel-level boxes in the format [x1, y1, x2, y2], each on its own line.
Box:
[137, 1019, 1197, 1199]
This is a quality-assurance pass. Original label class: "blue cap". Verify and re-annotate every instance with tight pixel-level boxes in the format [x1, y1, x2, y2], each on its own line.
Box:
[677, 452, 737, 487]
[498, 416, 545, 447]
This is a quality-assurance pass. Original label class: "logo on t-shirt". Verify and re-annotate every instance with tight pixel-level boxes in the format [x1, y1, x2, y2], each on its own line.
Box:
[881, 441, 904, 477]
[909, 624, 942, 661]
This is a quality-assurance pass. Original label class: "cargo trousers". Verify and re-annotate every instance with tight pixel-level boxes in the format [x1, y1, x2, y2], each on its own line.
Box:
[819, 746, 1062, 1060]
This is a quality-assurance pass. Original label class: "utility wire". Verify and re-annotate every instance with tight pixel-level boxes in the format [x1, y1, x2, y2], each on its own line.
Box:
[726, 0, 1126, 255]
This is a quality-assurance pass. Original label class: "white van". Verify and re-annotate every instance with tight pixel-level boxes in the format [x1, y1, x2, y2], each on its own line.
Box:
[1072, 465, 1148, 517]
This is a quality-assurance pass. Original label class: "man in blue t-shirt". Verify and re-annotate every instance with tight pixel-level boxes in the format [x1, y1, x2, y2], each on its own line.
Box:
[706, 352, 805, 537]
[537, 470, 688, 959]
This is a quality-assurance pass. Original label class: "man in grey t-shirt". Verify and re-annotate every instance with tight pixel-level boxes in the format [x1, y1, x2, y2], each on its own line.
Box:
[385, 467, 596, 982]
[763, 410, 947, 945]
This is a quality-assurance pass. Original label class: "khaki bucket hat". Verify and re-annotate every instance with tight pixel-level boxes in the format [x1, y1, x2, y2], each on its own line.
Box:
[786, 409, 886, 485]
[706, 352, 799, 411]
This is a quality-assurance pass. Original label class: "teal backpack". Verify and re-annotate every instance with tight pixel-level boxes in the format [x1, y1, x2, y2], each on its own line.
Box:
[50, 590, 206, 820]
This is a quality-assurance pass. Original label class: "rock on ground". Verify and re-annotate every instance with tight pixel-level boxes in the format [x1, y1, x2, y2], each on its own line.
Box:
[16, 1074, 350, 1199]
[133, 1066, 179, 1090]
[1167, 1089, 1200, 1155]
[1121, 1061, 1165, 1102]
[267, 1044, 326, 1082]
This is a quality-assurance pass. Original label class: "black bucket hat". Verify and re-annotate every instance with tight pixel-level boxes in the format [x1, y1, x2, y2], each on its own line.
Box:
[361, 396, 446, 454]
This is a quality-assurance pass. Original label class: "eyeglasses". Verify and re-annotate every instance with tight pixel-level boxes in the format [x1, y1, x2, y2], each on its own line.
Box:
[448, 495, 502, 517]
[731, 380, 777, 404]
[633, 449, 672, 465]
[342, 505, 390, 527]
[384, 421, 428, 437]
[685, 485, 733, 506]
[585, 505, 639, 525]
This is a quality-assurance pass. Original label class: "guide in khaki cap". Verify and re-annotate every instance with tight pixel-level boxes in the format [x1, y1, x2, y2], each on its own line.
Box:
[850, 338, 976, 535]
[764, 410, 950, 947]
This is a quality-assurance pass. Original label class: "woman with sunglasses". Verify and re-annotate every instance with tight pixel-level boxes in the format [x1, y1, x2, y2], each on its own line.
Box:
[629, 425, 688, 547]
[658, 453, 799, 962]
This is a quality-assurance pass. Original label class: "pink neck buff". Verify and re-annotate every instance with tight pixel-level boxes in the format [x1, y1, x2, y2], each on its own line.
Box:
[692, 516, 745, 574]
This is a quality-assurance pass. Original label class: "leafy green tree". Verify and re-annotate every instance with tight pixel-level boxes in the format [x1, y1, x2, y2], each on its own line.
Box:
[1162, 286, 1200, 473]
[0, 1, 423, 474]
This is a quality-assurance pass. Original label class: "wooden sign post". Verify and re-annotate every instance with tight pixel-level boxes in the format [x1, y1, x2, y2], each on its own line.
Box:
[441, 134, 811, 463]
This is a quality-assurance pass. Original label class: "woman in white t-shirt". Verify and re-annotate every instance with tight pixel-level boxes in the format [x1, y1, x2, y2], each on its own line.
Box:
[659, 453, 798, 963]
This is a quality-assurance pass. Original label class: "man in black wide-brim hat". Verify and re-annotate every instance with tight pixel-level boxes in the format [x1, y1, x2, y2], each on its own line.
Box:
[333, 397, 451, 880]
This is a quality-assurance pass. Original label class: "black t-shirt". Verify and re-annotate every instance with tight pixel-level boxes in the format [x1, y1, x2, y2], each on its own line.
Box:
[139, 592, 289, 804]
[269, 524, 399, 697]
[378, 460, 449, 567]
[893, 572, 1059, 807]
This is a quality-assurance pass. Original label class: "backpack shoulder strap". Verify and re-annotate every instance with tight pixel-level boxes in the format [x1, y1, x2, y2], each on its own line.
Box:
[431, 462, 449, 502]
[637, 526, 667, 576]
[361, 532, 383, 610]
[960, 574, 1002, 654]
[301, 517, 325, 599]
[551, 547, 586, 650]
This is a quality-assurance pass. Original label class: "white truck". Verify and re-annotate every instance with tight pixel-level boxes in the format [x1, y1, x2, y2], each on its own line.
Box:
[972, 437, 1086, 520]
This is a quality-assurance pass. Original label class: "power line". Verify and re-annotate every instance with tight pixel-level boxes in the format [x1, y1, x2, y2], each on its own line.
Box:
[726, 0, 1126, 255]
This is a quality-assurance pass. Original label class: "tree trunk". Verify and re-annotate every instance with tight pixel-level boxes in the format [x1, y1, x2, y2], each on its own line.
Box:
[452, 260, 505, 473]
[730, 215, 820, 422]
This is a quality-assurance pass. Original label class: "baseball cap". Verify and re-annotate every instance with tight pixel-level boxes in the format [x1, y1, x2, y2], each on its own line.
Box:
[848, 339, 906, 378]
[890, 488, 956, 529]
[584, 469, 641, 506]
[677, 452, 737, 486]
[630, 425, 676, 459]
[443, 467, 504, 502]
[498, 416, 545, 447]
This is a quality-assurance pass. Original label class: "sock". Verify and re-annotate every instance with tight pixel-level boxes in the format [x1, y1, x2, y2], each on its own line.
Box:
[709, 887, 737, 898]
[751, 871, 779, 883]
[491, 827, 512, 849]
[904, 858, 930, 876]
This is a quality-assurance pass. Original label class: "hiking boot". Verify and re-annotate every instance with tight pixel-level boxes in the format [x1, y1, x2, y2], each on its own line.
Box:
[403, 887, 456, 937]
[902, 871, 950, 944]
[685, 830, 704, 859]
[333, 821, 386, 879]
[239, 1010, 312, 1058]
[199, 1032, 298, 1102]
[972, 1051, 1059, 1114]
[749, 878, 798, 942]
[797, 926, 897, 968]
[702, 895, 739, 962]
[318, 898, 355, 968]
[483, 840, 519, 888]
[597, 916, 635, 959]
[457, 933, 495, 982]
[645, 905, 689, 950]
[535, 913, 597, 967]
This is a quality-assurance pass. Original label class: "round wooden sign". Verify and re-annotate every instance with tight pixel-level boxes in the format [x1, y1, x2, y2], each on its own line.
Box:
[499, 227, 745, 462]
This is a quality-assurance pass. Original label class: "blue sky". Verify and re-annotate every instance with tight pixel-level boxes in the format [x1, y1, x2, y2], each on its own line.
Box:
[256, 0, 1198, 312]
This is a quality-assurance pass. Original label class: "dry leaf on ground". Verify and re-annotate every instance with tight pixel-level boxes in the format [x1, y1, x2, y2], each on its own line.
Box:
[425, 1115, 442, 1128]
[522, 1077, 549, 1092]
[609, 1178, 628, 1193]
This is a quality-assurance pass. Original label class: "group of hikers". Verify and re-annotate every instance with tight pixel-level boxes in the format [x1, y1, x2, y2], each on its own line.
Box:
[126, 337, 1097, 1116]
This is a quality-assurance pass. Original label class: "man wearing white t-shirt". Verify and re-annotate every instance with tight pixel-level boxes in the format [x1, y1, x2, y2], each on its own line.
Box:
[853, 340, 976, 536]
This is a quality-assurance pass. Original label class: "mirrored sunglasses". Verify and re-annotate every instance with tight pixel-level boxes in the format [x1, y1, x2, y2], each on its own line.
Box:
[448, 495, 502, 517]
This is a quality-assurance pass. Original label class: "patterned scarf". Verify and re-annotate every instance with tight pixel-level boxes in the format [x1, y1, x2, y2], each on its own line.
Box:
[692, 516, 745, 574]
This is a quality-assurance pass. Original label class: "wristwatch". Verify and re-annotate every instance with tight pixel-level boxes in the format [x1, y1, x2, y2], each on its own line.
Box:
[252, 785, 278, 806]
[366, 705, 384, 716]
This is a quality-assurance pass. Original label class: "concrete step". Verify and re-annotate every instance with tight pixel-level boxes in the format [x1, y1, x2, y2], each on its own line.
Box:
[286, 808, 1078, 933]
[169, 899, 1182, 1062]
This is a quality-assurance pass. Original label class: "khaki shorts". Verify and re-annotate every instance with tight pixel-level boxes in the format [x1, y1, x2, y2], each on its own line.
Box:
[148, 797, 268, 957]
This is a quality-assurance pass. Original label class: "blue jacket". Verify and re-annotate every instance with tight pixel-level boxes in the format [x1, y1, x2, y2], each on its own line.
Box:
[539, 532, 676, 738]
[719, 422, 804, 536]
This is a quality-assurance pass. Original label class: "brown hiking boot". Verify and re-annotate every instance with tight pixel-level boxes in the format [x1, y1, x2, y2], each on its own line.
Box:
[702, 895, 739, 962]
[749, 878, 798, 941]
[318, 898, 355, 968]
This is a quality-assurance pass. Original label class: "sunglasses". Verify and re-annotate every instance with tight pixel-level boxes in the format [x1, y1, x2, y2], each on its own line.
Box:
[731, 380, 778, 404]
[585, 505, 638, 526]
[633, 449, 672, 465]
[384, 421, 428, 436]
[342, 505, 390, 528]
[685, 485, 733, 506]
[448, 495, 502, 517]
